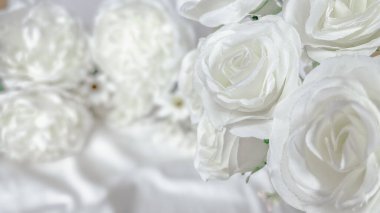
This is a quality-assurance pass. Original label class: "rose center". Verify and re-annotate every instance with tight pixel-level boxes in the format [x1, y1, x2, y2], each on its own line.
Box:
[307, 102, 372, 173]
[220, 45, 259, 86]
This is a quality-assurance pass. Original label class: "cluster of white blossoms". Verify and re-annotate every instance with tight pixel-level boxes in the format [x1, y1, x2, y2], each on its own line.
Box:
[178, 0, 380, 212]
[0, 0, 199, 162]
[0, 88, 93, 162]
[0, 2, 93, 162]
[91, 0, 195, 128]
[0, 1, 91, 88]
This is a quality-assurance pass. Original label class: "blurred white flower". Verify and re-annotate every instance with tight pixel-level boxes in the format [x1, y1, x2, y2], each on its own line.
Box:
[92, 0, 195, 126]
[177, 0, 282, 27]
[150, 119, 196, 156]
[156, 91, 190, 123]
[0, 1, 91, 88]
[78, 72, 115, 118]
[283, 0, 380, 62]
[0, 87, 93, 162]
[103, 81, 155, 128]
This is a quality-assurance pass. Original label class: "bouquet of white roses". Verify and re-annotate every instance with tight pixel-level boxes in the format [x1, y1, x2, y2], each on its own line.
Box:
[177, 0, 380, 212]
[1, 0, 380, 211]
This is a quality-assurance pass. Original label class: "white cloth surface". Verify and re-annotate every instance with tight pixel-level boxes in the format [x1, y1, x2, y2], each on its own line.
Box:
[0, 1, 302, 212]
[0, 124, 299, 213]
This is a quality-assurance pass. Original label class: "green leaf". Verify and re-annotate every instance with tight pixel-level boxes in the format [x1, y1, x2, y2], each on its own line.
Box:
[251, 15, 259, 21]
[264, 139, 269, 144]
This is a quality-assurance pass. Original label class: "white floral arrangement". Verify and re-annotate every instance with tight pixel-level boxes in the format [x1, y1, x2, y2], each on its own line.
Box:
[0, 0, 198, 161]
[0, 1, 92, 88]
[177, 0, 380, 212]
[0, 1, 94, 162]
[0, 86, 93, 162]
[1, 0, 380, 212]
[90, 0, 195, 128]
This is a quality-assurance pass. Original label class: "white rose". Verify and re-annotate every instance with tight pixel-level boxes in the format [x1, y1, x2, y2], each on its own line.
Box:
[194, 16, 301, 140]
[0, 87, 93, 162]
[0, 2, 91, 87]
[268, 56, 380, 213]
[283, 0, 380, 62]
[178, 50, 203, 124]
[195, 115, 269, 180]
[177, 0, 282, 27]
[92, 0, 194, 125]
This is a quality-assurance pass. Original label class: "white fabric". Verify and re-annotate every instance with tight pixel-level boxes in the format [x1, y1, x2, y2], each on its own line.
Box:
[0, 124, 300, 213]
